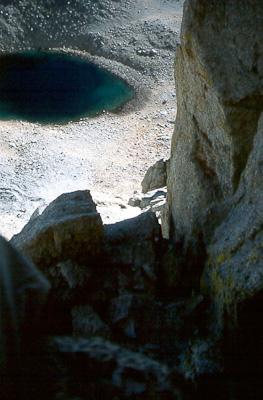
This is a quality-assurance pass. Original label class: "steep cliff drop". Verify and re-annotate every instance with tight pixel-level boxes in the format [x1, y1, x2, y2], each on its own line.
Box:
[163, 1, 263, 398]
[5, 0, 263, 399]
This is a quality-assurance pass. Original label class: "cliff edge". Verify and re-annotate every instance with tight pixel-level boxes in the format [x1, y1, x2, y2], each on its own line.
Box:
[163, 0, 263, 389]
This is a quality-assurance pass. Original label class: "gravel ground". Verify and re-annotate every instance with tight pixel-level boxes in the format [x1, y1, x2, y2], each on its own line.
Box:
[0, 0, 184, 239]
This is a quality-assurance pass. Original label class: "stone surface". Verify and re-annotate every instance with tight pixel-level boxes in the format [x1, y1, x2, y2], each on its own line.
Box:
[202, 113, 263, 330]
[103, 211, 162, 295]
[109, 294, 161, 343]
[141, 159, 168, 193]
[128, 195, 142, 208]
[108, 294, 189, 358]
[72, 305, 111, 338]
[163, 0, 263, 241]
[129, 188, 167, 224]
[0, 235, 50, 399]
[140, 188, 167, 210]
[11, 190, 103, 272]
[161, 0, 263, 392]
[51, 336, 182, 399]
[163, 0, 263, 325]
[178, 338, 222, 381]
[4, 0, 263, 397]
[56, 259, 91, 289]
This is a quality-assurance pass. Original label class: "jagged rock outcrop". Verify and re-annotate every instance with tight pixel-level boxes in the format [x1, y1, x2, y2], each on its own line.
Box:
[9, 190, 104, 336]
[162, 0, 263, 393]
[9, 190, 170, 338]
[141, 159, 168, 194]
[11, 190, 103, 272]
[164, 0, 263, 241]
[0, 232, 185, 400]
[4, 190, 193, 398]
[201, 114, 263, 385]
[2, 183, 225, 399]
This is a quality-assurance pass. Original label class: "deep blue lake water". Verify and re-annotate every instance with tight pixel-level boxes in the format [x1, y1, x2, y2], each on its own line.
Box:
[0, 51, 134, 124]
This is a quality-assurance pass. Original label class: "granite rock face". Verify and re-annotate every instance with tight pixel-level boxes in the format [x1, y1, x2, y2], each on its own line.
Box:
[3, 187, 221, 398]
[164, 0, 263, 240]
[202, 114, 263, 329]
[4, 193, 190, 398]
[141, 159, 168, 194]
[163, 0, 263, 385]
[11, 190, 103, 272]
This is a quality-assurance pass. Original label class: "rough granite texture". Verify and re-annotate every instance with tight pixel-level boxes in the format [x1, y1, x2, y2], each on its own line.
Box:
[11, 190, 103, 271]
[202, 113, 263, 330]
[164, 0, 263, 239]
[164, 0, 263, 334]
[141, 159, 167, 194]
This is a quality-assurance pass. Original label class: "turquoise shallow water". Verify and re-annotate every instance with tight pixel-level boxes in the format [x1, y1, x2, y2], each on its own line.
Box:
[0, 51, 134, 124]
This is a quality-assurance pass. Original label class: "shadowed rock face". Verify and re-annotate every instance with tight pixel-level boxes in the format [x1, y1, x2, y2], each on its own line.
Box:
[162, 0, 263, 387]
[5, 191, 190, 398]
[0, 235, 50, 399]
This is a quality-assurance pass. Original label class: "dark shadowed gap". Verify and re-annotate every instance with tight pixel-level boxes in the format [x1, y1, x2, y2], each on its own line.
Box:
[0, 50, 134, 124]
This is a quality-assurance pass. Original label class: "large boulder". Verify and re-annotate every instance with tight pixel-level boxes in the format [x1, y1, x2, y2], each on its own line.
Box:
[141, 159, 168, 194]
[10, 190, 104, 335]
[163, 0, 263, 241]
[163, 0, 263, 319]
[103, 211, 162, 296]
[162, 0, 263, 387]
[11, 190, 103, 272]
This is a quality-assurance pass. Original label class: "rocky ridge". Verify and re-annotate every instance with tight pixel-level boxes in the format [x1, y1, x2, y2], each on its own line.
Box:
[6, 190, 198, 399]
[162, 0, 263, 398]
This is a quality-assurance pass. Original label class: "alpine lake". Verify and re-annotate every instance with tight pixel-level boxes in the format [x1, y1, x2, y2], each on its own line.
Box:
[0, 50, 134, 124]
